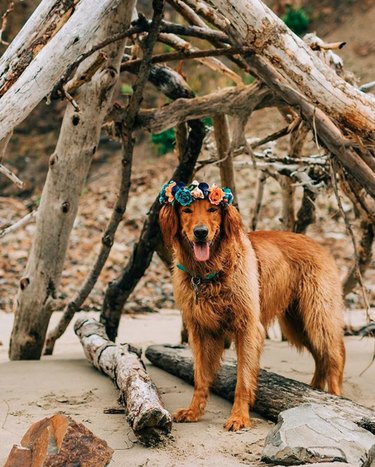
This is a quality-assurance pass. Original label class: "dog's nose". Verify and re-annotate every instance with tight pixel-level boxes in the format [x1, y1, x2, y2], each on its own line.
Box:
[194, 226, 209, 241]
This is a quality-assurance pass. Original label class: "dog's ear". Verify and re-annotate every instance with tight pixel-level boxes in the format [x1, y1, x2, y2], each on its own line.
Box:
[223, 205, 243, 239]
[159, 204, 179, 247]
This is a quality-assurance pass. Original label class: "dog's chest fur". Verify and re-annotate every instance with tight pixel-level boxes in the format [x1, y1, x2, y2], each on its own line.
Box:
[174, 274, 236, 332]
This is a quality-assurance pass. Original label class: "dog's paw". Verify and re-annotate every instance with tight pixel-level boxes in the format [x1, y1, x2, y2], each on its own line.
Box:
[224, 414, 252, 431]
[173, 408, 200, 423]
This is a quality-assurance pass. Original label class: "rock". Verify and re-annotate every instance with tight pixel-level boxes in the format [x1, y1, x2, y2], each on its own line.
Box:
[261, 403, 375, 466]
[5, 413, 113, 467]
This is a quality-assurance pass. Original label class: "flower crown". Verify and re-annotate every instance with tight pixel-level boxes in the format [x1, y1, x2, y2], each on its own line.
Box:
[159, 180, 234, 207]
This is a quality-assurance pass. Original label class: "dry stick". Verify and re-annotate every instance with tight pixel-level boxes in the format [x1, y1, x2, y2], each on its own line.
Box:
[0, 211, 37, 238]
[250, 172, 267, 231]
[121, 45, 253, 72]
[158, 32, 243, 85]
[43, 0, 165, 356]
[330, 159, 371, 321]
[0, 163, 23, 188]
[0, 1, 15, 46]
[343, 220, 374, 296]
[280, 121, 310, 231]
[213, 114, 238, 207]
[74, 318, 172, 446]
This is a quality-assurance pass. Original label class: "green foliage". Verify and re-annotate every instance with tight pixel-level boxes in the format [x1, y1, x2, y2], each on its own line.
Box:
[151, 128, 175, 155]
[282, 6, 310, 36]
[202, 116, 213, 128]
[120, 84, 133, 96]
[244, 74, 255, 85]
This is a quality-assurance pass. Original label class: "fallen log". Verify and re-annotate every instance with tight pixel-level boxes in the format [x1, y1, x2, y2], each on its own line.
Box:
[74, 318, 172, 446]
[145, 344, 375, 434]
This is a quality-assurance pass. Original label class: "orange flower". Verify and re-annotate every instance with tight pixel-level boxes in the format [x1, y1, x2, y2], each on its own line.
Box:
[208, 186, 225, 205]
[165, 181, 176, 202]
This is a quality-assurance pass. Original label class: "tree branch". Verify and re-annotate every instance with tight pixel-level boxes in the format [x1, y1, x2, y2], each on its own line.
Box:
[44, 0, 165, 355]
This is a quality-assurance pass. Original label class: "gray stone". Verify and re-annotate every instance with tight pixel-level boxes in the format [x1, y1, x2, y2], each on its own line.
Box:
[261, 403, 375, 466]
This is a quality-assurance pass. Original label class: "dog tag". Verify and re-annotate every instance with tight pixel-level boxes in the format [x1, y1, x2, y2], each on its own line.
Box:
[191, 277, 201, 304]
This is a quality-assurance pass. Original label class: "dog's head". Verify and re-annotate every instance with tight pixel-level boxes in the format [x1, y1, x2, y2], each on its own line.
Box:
[159, 198, 243, 263]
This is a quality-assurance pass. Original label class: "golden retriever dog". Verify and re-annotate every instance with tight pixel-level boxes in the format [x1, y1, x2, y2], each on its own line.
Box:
[159, 180, 345, 431]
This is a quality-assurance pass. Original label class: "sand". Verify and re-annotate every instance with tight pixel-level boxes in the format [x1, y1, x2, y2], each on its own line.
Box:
[0, 309, 374, 466]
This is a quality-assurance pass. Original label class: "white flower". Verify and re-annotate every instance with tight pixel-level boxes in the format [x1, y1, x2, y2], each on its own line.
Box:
[191, 187, 204, 199]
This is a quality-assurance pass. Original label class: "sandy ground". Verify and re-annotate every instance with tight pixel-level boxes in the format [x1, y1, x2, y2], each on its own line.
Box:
[0, 310, 374, 466]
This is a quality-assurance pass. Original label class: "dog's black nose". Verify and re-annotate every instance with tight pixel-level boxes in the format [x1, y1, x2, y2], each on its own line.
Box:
[194, 226, 208, 240]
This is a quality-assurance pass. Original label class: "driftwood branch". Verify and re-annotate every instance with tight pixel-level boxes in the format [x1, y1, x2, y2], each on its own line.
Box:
[74, 318, 172, 446]
[250, 173, 267, 231]
[205, 0, 375, 138]
[9, 0, 137, 361]
[0, 0, 134, 142]
[107, 82, 274, 134]
[158, 32, 243, 85]
[44, 0, 165, 356]
[145, 344, 375, 434]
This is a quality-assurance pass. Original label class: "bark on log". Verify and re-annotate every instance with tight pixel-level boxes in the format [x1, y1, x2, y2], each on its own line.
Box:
[9, 0, 137, 360]
[205, 0, 375, 138]
[145, 344, 375, 434]
[75, 319, 172, 446]
[0, 0, 131, 142]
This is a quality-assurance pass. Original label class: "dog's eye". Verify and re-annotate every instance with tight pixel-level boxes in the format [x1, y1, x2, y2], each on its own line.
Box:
[182, 208, 193, 214]
[208, 207, 217, 213]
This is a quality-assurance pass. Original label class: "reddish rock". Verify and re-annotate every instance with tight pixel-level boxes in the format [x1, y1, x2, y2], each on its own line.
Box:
[5, 413, 113, 467]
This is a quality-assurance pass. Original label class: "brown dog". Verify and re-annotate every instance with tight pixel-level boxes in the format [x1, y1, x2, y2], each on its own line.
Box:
[159, 197, 345, 431]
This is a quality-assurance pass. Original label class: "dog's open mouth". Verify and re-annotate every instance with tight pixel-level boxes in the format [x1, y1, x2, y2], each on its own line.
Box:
[193, 242, 210, 262]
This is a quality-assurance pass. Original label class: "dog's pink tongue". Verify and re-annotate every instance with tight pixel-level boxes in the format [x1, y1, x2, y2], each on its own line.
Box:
[193, 242, 210, 262]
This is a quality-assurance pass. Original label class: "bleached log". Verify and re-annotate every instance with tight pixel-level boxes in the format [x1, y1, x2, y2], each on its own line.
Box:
[205, 0, 375, 137]
[0, 0, 134, 142]
[0, 0, 76, 96]
[9, 0, 137, 360]
[109, 82, 274, 133]
[145, 344, 375, 434]
[75, 318, 172, 446]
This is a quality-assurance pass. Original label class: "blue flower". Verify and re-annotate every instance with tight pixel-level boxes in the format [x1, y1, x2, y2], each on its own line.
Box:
[222, 187, 234, 205]
[198, 182, 210, 198]
[172, 181, 185, 196]
[175, 188, 193, 206]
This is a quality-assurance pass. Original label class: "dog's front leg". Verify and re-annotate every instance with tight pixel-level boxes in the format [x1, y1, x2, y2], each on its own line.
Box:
[173, 327, 224, 423]
[225, 320, 265, 431]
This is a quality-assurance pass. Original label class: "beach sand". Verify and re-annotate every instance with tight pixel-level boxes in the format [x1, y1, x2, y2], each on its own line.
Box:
[1, 309, 374, 466]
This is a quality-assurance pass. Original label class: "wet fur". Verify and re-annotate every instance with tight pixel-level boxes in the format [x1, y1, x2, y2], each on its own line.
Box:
[159, 200, 345, 431]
